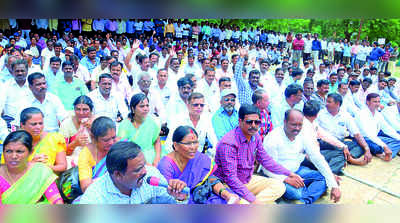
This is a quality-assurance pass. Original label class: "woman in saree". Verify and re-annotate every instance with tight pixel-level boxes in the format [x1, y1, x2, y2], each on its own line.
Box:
[1, 107, 67, 174]
[157, 126, 240, 204]
[117, 93, 162, 167]
[78, 116, 117, 193]
[0, 130, 63, 204]
[59, 96, 95, 166]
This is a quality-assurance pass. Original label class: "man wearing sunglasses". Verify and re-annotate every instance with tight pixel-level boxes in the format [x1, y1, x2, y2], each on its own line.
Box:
[212, 89, 239, 140]
[215, 104, 302, 204]
[165, 92, 218, 159]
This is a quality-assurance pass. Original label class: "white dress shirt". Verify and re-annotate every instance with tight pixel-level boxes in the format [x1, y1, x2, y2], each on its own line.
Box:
[382, 105, 400, 132]
[270, 98, 304, 128]
[112, 77, 132, 102]
[355, 107, 400, 147]
[151, 83, 173, 107]
[196, 78, 220, 114]
[15, 92, 68, 132]
[165, 111, 218, 158]
[88, 89, 129, 122]
[340, 92, 360, 117]
[262, 127, 338, 188]
[27, 64, 42, 75]
[74, 65, 91, 83]
[316, 108, 359, 140]
[0, 79, 32, 119]
[165, 94, 188, 125]
[263, 77, 287, 103]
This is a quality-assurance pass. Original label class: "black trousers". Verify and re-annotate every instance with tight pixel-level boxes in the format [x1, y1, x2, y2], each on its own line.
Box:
[301, 139, 346, 175]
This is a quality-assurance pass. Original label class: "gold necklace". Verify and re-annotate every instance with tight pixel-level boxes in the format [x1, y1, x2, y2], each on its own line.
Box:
[173, 152, 185, 171]
[4, 166, 24, 184]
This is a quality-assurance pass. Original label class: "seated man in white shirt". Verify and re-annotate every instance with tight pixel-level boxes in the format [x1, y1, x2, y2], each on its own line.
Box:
[166, 77, 194, 125]
[337, 82, 360, 117]
[16, 72, 68, 132]
[0, 59, 32, 128]
[88, 73, 129, 123]
[263, 109, 341, 204]
[300, 100, 347, 175]
[382, 100, 400, 133]
[264, 67, 287, 103]
[270, 83, 304, 128]
[165, 92, 218, 158]
[317, 93, 372, 165]
[109, 61, 132, 103]
[355, 93, 400, 161]
[151, 68, 173, 107]
[196, 67, 220, 114]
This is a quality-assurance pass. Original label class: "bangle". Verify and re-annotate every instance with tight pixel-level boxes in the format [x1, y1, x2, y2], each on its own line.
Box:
[219, 188, 226, 197]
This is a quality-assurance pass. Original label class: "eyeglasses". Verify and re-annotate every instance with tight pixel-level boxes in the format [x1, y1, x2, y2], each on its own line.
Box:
[245, 119, 261, 125]
[223, 98, 235, 102]
[140, 80, 152, 84]
[192, 103, 205, 108]
[177, 141, 199, 146]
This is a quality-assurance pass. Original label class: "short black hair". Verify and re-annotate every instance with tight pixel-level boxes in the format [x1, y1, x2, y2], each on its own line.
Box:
[62, 60, 74, 69]
[238, 104, 260, 120]
[106, 141, 142, 175]
[87, 46, 96, 53]
[338, 82, 347, 89]
[284, 83, 303, 98]
[349, 80, 360, 86]
[218, 77, 231, 86]
[109, 61, 123, 70]
[363, 78, 373, 84]
[98, 73, 113, 83]
[317, 79, 330, 88]
[49, 56, 62, 64]
[27, 72, 45, 85]
[177, 77, 194, 88]
[327, 93, 343, 106]
[366, 93, 380, 101]
[303, 77, 314, 86]
[303, 100, 321, 117]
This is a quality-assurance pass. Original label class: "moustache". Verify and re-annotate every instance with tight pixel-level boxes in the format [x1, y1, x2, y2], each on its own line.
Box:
[137, 174, 146, 183]
[248, 127, 259, 132]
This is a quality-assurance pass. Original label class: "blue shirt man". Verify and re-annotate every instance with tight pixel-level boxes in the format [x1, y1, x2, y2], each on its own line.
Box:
[212, 89, 239, 140]
[80, 46, 100, 74]
[234, 53, 260, 105]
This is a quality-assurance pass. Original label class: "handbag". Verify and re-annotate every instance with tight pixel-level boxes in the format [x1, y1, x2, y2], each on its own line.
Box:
[56, 166, 83, 204]
[191, 176, 221, 204]
[190, 160, 220, 204]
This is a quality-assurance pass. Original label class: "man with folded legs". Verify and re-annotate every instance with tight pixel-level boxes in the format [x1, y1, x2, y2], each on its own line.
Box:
[215, 104, 303, 204]
[263, 109, 341, 204]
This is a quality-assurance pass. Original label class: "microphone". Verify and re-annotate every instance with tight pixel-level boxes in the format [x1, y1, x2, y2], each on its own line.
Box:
[146, 176, 191, 194]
